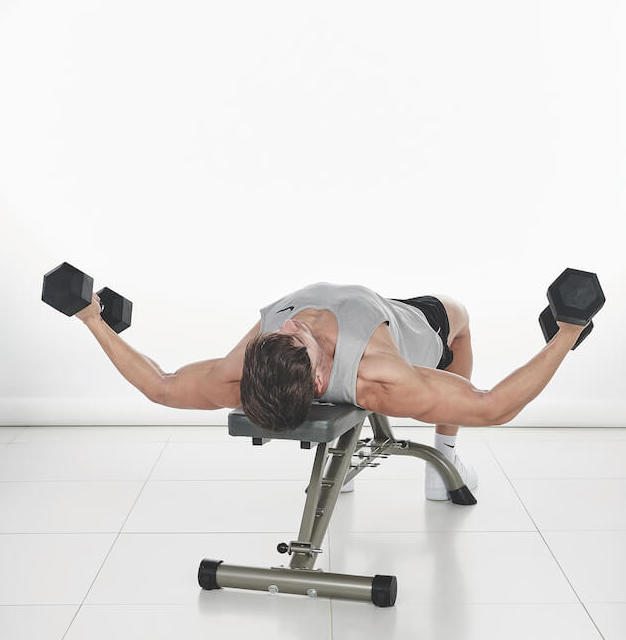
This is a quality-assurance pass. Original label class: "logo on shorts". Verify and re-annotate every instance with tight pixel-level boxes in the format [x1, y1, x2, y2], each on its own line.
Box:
[277, 306, 295, 313]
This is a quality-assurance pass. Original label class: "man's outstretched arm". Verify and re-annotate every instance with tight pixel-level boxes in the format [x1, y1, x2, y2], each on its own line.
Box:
[487, 322, 585, 423]
[363, 323, 586, 426]
[79, 295, 166, 402]
[78, 294, 223, 408]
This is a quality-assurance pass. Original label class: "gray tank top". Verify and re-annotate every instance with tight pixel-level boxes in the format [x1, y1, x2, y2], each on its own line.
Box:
[259, 282, 443, 407]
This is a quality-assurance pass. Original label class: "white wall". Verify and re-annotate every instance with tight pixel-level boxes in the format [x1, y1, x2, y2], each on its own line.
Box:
[0, 0, 624, 427]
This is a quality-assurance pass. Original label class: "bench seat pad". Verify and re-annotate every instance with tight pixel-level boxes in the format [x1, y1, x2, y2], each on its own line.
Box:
[228, 402, 371, 443]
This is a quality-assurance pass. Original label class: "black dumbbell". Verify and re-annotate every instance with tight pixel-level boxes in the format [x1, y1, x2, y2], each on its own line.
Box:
[539, 268, 605, 350]
[42, 262, 133, 333]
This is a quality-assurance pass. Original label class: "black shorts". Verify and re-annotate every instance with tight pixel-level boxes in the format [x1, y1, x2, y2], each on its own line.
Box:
[389, 295, 454, 370]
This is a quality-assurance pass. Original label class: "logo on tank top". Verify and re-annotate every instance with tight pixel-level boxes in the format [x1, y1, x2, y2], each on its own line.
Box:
[277, 306, 295, 313]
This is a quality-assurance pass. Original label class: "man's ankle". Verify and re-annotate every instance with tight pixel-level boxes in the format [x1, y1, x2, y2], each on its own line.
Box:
[434, 432, 457, 459]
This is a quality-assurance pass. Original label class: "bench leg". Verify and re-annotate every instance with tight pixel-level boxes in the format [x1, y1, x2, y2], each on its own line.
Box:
[291, 421, 364, 569]
[198, 413, 398, 606]
[367, 413, 477, 505]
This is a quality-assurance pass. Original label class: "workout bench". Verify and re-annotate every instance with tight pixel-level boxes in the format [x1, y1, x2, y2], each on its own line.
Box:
[198, 402, 476, 607]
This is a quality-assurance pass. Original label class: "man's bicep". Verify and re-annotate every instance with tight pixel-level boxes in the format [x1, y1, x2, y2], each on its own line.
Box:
[155, 319, 261, 410]
[157, 358, 226, 409]
[365, 364, 495, 427]
[415, 367, 495, 426]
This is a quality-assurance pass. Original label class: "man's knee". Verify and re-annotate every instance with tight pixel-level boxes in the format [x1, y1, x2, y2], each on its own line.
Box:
[455, 302, 471, 338]
[446, 332, 473, 378]
[437, 295, 470, 344]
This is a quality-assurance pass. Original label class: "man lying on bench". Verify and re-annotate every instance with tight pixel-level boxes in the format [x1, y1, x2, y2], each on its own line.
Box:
[75, 280, 591, 502]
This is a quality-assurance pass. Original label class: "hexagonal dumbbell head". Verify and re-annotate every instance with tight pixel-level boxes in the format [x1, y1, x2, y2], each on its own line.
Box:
[547, 268, 605, 326]
[42, 262, 94, 316]
[96, 287, 133, 333]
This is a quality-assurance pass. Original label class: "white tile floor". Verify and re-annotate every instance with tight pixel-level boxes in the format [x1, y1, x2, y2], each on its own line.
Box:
[1, 425, 625, 640]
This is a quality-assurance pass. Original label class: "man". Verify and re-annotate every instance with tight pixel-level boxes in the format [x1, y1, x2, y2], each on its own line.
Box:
[76, 281, 587, 501]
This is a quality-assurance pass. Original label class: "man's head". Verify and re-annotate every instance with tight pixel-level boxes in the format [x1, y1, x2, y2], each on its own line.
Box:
[239, 318, 326, 433]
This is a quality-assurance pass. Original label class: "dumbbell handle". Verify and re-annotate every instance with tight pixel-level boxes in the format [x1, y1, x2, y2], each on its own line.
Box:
[539, 306, 593, 351]
[539, 267, 605, 351]
[73, 287, 133, 334]
[95, 286, 133, 334]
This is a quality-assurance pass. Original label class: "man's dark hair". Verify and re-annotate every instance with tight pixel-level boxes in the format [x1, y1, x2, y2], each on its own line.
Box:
[240, 332, 315, 433]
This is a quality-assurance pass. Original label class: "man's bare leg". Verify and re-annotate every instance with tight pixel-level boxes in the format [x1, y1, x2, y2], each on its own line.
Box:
[427, 325, 478, 499]
[435, 330, 474, 436]
[430, 295, 473, 436]
[417, 296, 477, 499]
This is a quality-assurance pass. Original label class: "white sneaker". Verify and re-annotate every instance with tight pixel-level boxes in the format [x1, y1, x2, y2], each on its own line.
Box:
[425, 451, 478, 501]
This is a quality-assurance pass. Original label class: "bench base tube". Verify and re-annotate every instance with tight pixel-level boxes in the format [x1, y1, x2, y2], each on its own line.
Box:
[198, 559, 397, 607]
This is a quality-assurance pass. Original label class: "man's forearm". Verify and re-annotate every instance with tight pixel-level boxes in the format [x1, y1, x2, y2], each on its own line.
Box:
[489, 328, 581, 423]
[84, 316, 165, 400]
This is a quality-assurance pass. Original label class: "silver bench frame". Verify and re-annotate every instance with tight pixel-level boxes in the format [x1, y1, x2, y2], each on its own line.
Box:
[198, 405, 476, 607]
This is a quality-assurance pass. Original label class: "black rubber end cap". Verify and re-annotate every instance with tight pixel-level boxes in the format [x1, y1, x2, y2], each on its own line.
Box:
[198, 559, 223, 590]
[449, 485, 477, 505]
[371, 574, 397, 607]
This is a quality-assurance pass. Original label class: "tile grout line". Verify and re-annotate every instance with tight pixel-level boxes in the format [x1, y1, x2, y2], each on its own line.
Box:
[483, 436, 606, 640]
[60, 430, 174, 640]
